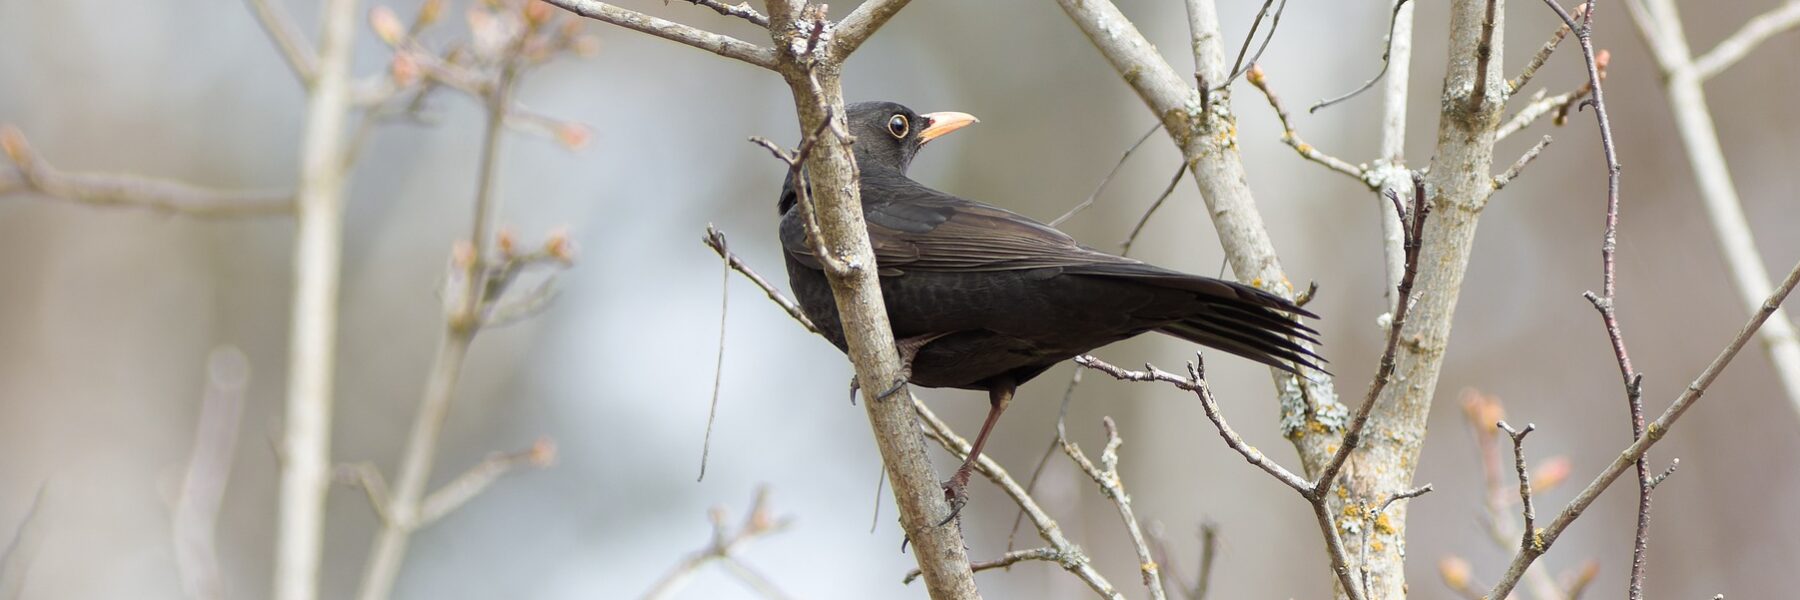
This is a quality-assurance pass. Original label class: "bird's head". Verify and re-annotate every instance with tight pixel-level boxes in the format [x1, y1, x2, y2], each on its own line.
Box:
[844, 101, 978, 174]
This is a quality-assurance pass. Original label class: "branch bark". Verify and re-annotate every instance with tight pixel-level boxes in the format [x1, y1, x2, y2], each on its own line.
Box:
[1625, 0, 1800, 420]
[272, 1, 357, 598]
[541, 0, 776, 69]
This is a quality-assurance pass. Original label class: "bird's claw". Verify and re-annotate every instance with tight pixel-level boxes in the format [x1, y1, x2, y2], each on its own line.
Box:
[875, 377, 909, 401]
[936, 475, 970, 527]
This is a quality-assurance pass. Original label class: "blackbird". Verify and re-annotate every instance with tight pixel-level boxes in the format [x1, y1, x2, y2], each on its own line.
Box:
[779, 101, 1322, 517]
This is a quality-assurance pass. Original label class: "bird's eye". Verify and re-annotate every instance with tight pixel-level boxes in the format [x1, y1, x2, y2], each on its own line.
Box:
[887, 114, 910, 138]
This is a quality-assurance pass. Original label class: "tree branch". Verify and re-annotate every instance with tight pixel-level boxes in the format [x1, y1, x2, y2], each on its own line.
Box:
[1244, 68, 1368, 183]
[541, 0, 777, 69]
[642, 486, 795, 600]
[1628, 0, 1800, 421]
[832, 0, 914, 58]
[1, 127, 293, 218]
[1692, 1, 1800, 81]
[243, 0, 319, 85]
[1488, 257, 1800, 599]
[1059, 417, 1167, 599]
[272, 0, 358, 597]
[174, 347, 251, 600]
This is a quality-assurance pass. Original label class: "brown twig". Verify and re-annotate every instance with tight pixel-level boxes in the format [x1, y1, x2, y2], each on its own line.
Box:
[1119, 162, 1190, 257]
[1496, 421, 1540, 557]
[702, 226, 818, 333]
[1487, 257, 1800, 598]
[1245, 68, 1367, 182]
[903, 547, 1067, 584]
[1050, 122, 1162, 227]
[1, 127, 292, 217]
[1469, 0, 1502, 109]
[1308, 0, 1415, 113]
[1510, 4, 1585, 93]
[1218, 0, 1289, 90]
[642, 486, 795, 600]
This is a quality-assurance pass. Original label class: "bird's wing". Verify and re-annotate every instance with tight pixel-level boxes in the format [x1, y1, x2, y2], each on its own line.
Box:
[782, 177, 1134, 273]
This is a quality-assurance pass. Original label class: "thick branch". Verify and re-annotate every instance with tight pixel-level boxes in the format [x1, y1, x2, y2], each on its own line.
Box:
[272, 1, 357, 598]
[542, 0, 776, 69]
[832, 0, 915, 58]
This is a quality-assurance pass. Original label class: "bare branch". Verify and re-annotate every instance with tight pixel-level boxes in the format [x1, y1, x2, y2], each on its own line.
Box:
[643, 486, 795, 600]
[418, 438, 556, 526]
[1309, 0, 1415, 113]
[912, 399, 1123, 599]
[1, 127, 293, 217]
[1509, 3, 1583, 93]
[174, 347, 251, 600]
[243, 0, 319, 84]
[681, 0, 770, 28]
[1629, 0, 1800, 416]
[1050, 122, 1161, 227]
[1488, 257, 1800, 599]
[542, 0, 776, 69]
[1218, 0, 1289, 90]
[1496, 88, 1580, 142]
[1245, 68, 1368, 183]
[1495, 421, 1540, 556]
[1120, 162, 1189, 257]
[1493, 135, 1554, 191]
[1059, 418, 1167, 600]
[1692, 1, 1800, 81]
[904, 548, 1064, 584]
[272, 0, 358, 597]
[1075, 356, 1311, 493]
[832, 0, 916, 58]
[701, 226, 819, 333]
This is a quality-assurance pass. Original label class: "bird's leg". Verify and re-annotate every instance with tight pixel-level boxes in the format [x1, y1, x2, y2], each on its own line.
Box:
[939, 381, 1014, 526]
[850, 333, 949, 404]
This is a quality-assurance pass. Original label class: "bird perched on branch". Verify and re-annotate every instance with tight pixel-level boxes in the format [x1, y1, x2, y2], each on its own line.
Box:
[779, 101, 1323, 520]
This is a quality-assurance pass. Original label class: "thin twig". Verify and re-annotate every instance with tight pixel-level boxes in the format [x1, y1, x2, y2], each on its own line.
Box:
[1060, 418, 1167, 600]
[243, 0, 319, 84]
[417, 439, 556, 525]
[1120, 162, 1190, 256]
[1469, 0, 1502, 109]
[681, 0, 770, 28]
[912, 399, 1123, 599]
[1496, 421, 1540, 555]
[1309, 0, 1414, 113]
[1510, 4, 1584, 93]
[1050, 122, 1162, 227]
[1, 127, 293, 217]
[174, 348, 251, 600]
[1496, 88, 1579, 142]
[904, 548, 1065, 584]
[702, 226, 819, 333]
[1493, 135, 1554, 191]
[1218, 0, 1289, 90]
[642, 486, 795, 600]
[1488, 257, 1800, 599]
[700, 227, 732, 481]
[1245, 68, 1367, 182]
[542, 0, 776, 69]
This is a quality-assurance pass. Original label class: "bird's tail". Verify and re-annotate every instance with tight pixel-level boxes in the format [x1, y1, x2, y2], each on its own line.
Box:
[1066, 263, 1327, 374]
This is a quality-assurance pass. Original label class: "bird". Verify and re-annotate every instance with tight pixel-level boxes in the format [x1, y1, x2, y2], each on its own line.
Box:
[778, 101, 1323, 520]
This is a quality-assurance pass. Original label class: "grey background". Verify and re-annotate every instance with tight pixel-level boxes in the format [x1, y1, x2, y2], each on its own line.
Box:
[2, 0, 1797, 598]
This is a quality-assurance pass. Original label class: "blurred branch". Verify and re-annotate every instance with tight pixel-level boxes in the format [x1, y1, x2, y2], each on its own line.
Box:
[542, 0, 776, 69]
[0, 127, 293, 217]
[1060, 417, 1166, 599]
[1488, 257, 1800, 598]
[1625, 0, 1800, 414]
[1148, 521, 1220, 600]
[243, 0, 319, 84]
[642, 486, 794, 600]
[272, 1, 358, 598]
[174, 348, 251, 600]
[912, 399, 1123, 599]
[0, 485, 47, 600]
[357, 9, 570, 598]
[1691, 1, 1800, 81]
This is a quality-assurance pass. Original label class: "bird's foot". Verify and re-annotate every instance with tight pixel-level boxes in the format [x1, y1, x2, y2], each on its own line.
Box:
[936, 468, 974, 526]
[848, 373, 911, 405]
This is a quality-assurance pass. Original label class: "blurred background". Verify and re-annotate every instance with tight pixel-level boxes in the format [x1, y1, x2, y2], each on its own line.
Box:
[2, 0, 1798, 598]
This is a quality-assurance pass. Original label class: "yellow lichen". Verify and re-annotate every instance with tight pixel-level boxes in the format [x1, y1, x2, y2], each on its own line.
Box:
[1375, 512, 1396, 535]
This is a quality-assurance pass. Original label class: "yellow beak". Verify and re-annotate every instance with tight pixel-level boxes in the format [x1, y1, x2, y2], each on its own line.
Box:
[917, 112, 979, 144]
